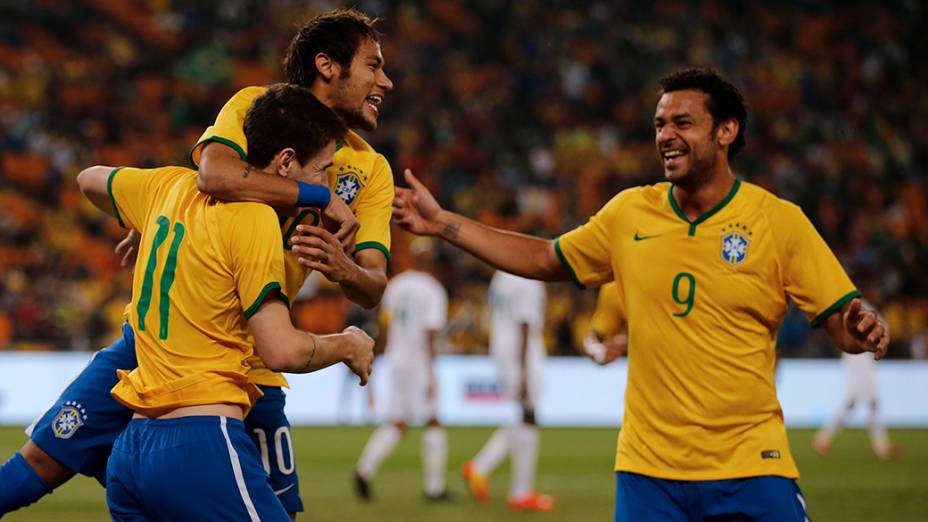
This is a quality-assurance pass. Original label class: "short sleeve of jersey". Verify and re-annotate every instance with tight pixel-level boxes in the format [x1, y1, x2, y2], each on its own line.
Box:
[190, 86, 266, 166]
[224, 203, 288, 318]
[423, 283, 448, 331]
[107, 167, 166, 230]
[775, 201, 859, 327]
[555, 191, 629, 288]
[591, 282, 626, 338]
[353, 154, 394, 260]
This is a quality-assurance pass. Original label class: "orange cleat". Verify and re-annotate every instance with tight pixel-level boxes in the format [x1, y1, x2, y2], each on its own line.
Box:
[508, 492, 556, 512]
[461, 461, 489, 503]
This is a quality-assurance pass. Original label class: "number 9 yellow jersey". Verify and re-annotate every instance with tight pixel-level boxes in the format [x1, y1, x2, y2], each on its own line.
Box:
[556, 179, 858, 481]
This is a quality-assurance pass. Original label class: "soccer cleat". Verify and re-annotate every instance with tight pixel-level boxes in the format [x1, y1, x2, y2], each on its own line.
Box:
[353, 470, 372, 501]
[424, 489, 455, 502]
[507, 492, 556, 512]
[875, 443, 902, 461]
[460, 461, 489, 503]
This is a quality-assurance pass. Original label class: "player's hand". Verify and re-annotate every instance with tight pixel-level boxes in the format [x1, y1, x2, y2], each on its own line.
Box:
[600, 334, 628, 365]
[323, 194, 359, 254]
[842, 298, 890, 360]
[341, 325, 375, 386]
[392, 169, 445, 236]
[115, 229, 140, 267]
[291, 225, 358, 283]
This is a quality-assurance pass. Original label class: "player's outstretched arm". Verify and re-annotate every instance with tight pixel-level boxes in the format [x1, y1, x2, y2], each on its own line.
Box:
[76, 165, 118, 217]
[249, 299, 374, 383]
[392, 169, 569, 282]
[199, 143, 359, 252]
[822, 298, 890, 360]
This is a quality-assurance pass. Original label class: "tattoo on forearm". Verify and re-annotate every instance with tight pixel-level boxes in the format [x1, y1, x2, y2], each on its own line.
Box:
[440, 222, 460, 240]
[242, 164, 254, 179]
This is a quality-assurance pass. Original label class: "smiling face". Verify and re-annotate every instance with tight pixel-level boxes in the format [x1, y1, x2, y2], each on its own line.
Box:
[328, 37, 393, 131]
[654, 90, 723, 187]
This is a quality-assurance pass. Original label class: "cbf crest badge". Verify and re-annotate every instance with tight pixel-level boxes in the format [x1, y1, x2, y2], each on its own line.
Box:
[52, 401, 87, 439]
[334, 170, 363, 206]
[720, 223, 752, 266]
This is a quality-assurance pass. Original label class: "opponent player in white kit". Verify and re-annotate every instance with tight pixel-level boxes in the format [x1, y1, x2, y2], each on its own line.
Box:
[462, 271, 555, 512]
[354, 238, 451, 500]
[813, 350, 899, 459]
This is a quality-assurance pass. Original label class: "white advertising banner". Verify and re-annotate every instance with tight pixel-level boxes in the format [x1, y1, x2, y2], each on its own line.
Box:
[0, 353, 926, 427]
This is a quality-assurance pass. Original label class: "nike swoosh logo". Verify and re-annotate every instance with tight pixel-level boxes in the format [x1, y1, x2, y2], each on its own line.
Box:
[634, 232, 659, 241]
[274, 484, 295, 496]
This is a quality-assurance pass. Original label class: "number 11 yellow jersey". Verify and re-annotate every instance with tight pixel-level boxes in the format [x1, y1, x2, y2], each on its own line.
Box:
[556, 179, 858, 480]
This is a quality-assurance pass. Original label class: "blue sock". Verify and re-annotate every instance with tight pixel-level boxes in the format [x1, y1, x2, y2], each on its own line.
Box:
[0, 452, 52, 514]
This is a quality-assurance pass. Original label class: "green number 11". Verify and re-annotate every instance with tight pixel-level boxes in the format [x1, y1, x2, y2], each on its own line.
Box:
[672, 272, 696, 317]
[137, 216, 186, 339]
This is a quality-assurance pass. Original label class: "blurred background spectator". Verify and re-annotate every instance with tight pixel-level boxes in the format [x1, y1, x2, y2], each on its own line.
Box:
[1, 0, 925, 358]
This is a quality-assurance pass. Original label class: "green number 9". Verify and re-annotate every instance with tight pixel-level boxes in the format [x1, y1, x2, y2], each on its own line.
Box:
[671, 272, 696, 317]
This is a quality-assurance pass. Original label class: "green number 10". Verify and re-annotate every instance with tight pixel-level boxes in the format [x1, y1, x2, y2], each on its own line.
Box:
[671, 272, 696, 317]
[137, 216, 186, 339]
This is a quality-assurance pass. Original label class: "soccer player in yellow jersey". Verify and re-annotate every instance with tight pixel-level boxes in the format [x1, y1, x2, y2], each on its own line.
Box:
[76, 85, 374, 520]
[581, 282, 629, 365]
[0, 9, 395, 517]
[389, 68, 890, 521]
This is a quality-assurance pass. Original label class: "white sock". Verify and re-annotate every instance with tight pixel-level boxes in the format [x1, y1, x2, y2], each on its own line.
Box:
[510, 423, 539, 499]
[422, 426, 448, 495]
[356, 425, 402, 479]
[868, 402, 891, 456]
[473, 427, 510, 475]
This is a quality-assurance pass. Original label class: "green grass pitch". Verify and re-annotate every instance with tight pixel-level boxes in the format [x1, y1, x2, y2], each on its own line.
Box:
[1, 427, 925, 521]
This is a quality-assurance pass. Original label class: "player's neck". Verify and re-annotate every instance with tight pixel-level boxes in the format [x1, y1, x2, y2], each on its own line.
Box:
[671, 169, 736, 221]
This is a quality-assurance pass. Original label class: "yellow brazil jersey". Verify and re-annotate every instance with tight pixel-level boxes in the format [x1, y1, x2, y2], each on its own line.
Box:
[556, 179, 859, 481]
[590, 282, 626, 339]
[106, 166, 288, 416]
[190, 86, 394, 387]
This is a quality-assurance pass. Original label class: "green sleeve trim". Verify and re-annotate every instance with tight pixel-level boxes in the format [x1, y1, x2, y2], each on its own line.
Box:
[554, 238, 586, 289]
[189, 136, 247, 167]
[355, 241, 391, 263]
[107, 167, 126, 228]
[810, 290, 861, 328]
[244, 282, 289, 319]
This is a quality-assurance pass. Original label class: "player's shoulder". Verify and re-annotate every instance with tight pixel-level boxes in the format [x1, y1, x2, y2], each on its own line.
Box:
[229, 85, 268, 105]
[217, 200, 278, 224]
[601, 183, 668, 213]
[738, 180, 806, 220]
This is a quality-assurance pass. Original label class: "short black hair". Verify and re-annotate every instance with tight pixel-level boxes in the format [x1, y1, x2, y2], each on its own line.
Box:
[284, 9, 382, 87]
[244, 83, 346, 168]
[660, 68, 747, 159]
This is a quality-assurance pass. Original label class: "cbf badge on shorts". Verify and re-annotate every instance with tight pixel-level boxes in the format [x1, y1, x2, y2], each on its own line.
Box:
[721, 223, 751, 266]
[52, 401, 88, 439]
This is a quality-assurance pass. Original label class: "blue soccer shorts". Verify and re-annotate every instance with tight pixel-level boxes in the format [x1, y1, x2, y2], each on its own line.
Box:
[27, 323, 137, 485]
[615, 471, 811, 522]
[28, 323, 305, 514]
[106, 416, 291, 521]
[246, 386, 303, 514]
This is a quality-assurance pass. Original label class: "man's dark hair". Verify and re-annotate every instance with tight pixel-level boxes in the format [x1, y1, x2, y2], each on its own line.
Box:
[284, 9, 381, 86]
[660, 68, 747, 159]
[244, 83, 347, 168]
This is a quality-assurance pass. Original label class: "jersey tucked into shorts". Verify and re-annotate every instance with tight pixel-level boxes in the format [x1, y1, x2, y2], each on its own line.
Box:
[488, 271, 547, 409]
[380, 270, 448, 423]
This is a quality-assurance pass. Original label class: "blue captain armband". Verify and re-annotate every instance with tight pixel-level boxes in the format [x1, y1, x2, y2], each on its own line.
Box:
[296, 181, 331, 208]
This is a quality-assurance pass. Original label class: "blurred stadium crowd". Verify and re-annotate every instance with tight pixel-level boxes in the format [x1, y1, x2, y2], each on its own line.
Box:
[1, 0, 926, 357]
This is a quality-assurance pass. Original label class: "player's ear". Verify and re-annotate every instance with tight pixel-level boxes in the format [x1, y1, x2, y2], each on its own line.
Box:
[716, 118, 739, 149]
[275, 148, 297, 178]
[314, 52, 338, 82]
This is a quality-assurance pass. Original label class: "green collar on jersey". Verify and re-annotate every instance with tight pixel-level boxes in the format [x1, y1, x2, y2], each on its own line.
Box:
[668, 178, 741, 236]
